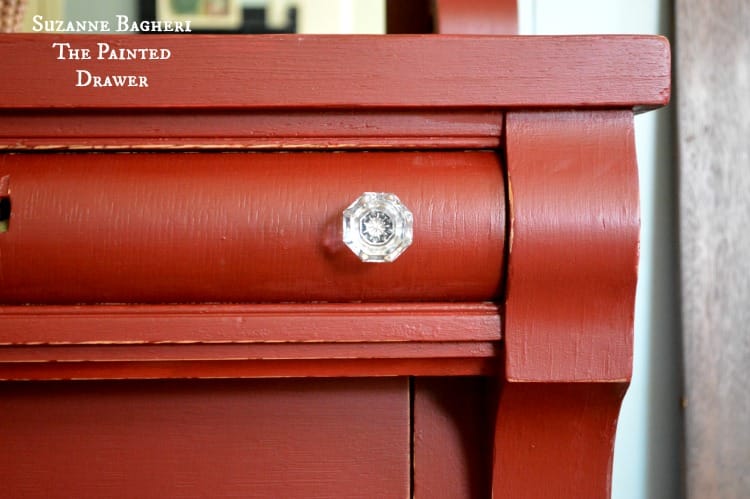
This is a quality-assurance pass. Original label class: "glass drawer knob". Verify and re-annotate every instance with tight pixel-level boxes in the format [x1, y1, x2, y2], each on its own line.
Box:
[342, 192, 413, 263]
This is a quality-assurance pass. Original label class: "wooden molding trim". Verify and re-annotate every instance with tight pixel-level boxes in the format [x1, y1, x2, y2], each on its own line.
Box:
[0, 302, 501, 379]
[0, 110, 504, 150]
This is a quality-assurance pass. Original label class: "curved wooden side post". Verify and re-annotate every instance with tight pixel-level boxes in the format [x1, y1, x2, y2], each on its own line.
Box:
[494, 110, 639, 498]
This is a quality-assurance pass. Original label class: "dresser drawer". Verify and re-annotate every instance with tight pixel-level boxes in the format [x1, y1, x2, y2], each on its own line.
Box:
[0, 151, 504, 304]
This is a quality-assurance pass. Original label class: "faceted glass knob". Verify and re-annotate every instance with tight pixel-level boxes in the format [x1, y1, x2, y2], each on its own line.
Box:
[342, 192, 413, 263]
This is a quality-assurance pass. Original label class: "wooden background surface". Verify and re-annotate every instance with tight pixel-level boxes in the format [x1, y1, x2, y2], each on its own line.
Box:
[677, 0, 750, 497]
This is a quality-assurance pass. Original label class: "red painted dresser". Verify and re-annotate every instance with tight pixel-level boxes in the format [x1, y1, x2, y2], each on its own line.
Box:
[0, 34, 670, 498]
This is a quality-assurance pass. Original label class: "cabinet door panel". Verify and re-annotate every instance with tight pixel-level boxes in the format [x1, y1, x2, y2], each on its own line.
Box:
[0, 378, 410, 499]
[413, 377, 495, 498]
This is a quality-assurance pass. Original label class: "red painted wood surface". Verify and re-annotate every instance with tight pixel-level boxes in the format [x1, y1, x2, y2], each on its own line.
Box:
[0, 151, 504, 304]
[0, 34, 673, 498]
[493, 110, 641, 498]
[0, 110, 504, 150]
[0, 303, 501, 379]
[0, 35, 669, 149]
[0, 377, 410, 498]
[493, 383, 627, 498]
[413, 377, 495, 498]
[435, 0, 518, 34]
[0, 357, 497, 381]
[0, 303, 501, 344]
[0, 35, 669, 110]
[503, 111, 638, 383]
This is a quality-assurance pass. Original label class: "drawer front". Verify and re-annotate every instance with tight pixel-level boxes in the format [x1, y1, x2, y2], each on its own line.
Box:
[0, 151, 504, 304]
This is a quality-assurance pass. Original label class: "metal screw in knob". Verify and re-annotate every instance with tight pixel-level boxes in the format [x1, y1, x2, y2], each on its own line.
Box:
[342, 192, 413, 263]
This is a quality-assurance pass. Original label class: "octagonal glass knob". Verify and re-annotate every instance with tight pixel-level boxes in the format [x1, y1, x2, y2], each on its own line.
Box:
[342, 192, 413, 263]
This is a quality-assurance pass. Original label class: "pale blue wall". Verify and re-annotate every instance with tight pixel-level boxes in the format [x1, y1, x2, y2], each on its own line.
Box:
[519, 2, 683, 498]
